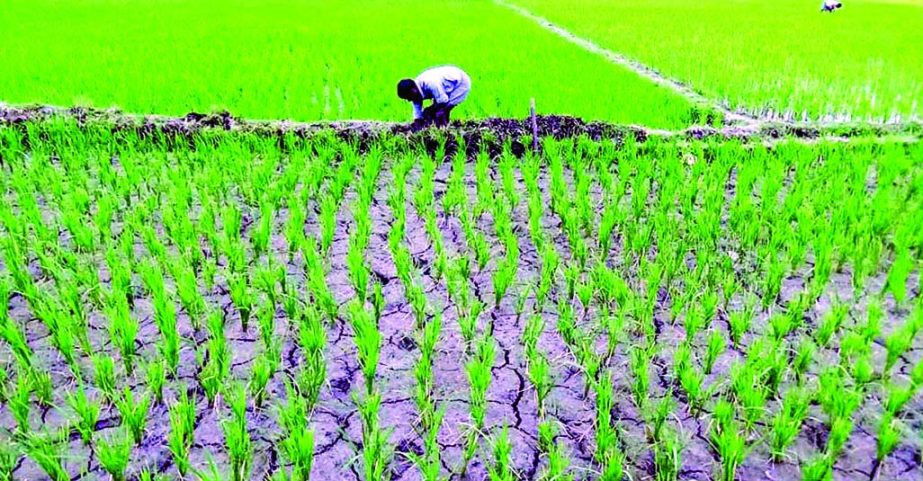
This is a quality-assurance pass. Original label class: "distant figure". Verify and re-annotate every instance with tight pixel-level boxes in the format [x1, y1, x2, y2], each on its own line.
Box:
[821, 0, 842, 12]
[397, 65, 471, 127]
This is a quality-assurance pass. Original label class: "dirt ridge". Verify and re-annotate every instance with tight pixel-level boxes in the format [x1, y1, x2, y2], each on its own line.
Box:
[0, 104, 920, 150]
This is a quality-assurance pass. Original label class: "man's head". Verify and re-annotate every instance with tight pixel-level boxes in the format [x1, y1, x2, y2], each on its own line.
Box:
[397, 79, 422, 102]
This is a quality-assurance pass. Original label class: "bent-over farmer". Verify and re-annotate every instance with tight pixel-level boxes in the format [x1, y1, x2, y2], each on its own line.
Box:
[397, 65, 471, 127]
[821, 0, 842, 12]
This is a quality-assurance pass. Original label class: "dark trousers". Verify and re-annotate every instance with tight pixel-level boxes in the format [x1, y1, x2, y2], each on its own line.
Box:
[422, 104, 454, 127]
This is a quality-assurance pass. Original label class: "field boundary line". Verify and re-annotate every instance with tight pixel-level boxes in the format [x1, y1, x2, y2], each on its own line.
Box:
[493, 0, 758, 125]
[2, 103, 919, 148]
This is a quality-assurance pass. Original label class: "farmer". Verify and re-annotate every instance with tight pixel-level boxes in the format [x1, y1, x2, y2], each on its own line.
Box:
[397, 65, 471, 127]
[821, 0, 842, 12]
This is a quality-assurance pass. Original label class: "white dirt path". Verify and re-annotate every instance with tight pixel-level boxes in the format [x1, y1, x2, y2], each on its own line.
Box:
[494, 0, 759, 125]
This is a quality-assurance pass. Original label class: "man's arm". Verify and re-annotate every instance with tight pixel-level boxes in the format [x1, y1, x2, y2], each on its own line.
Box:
[413, 101, 424, 120]
[430, 82, 449, 105]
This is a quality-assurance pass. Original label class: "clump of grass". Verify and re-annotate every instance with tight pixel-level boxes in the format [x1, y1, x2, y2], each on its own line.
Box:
[0, 440, 16, 481]
[487, 426, 515, 481]
[710, 400, 749, 481]
[66, 385, 101, 445]
[354, 392, 394, 481]
[249, 341, 281, 409]
[91, 353, 118, 402]
[115, 387, 150, 445]
[653, 426, 684, 481]
[296, 305, 326, 410]
[222, 383, 253, 481]
[168, 388, 196, 477]
[21, 429, 69, 481]
[9, 372, 32, 435]
[462, 334, 496, 475]
[348, 301, 382, 396]
[145, 360, 166, 404]
[96, 428, 133, 481]
[769, 387, 811, 461]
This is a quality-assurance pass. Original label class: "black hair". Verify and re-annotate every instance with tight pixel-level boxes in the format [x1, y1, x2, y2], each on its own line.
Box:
[397, 79, 419, 101]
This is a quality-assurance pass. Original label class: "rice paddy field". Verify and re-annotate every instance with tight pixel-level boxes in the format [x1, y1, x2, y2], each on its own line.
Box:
[510, 0, 923, 122]
[1, 1, 922, 481]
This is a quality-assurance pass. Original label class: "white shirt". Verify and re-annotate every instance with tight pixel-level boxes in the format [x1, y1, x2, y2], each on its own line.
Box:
[412, 66, 471, 120]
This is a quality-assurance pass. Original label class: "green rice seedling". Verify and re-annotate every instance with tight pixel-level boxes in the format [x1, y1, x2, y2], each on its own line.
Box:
[93, 354, 117, 401]
[297, 307, 327, 410]
[354, 392, 394, 481]
[10, 373, 32, 435]
[318, 195, 339, 256]
[863, 298, 884, 345]
[66, 385, 101, 445]
[348, 301, 382, 396]
[249, 342, 281, 409]
[222, 383, 253, 481]
[556, 300, 578, 348]
[538, 420, 556, 454]
[769, 387, 810, 461]
[168, 389, 196, 477]
[191, 453, 229, 481]
[492, 260, 516, 308]
[527, 351, 553, 417]
[414, 312, 441, 429]
[200, 312, 232, 405]
[347, 241, 370, 302]
[96, 428, 133, 481]
[729, 362, 769, 429]
[873, 412, 902, 479]
[0, 440, 15, 481]
[677, 358, 707, 414]
[280, 423, 314, 481]
[372, 281, 384, 323]
[151, 296, 180, 374]
[115, 387, 150, 445]
[486, 426, 514, 481]
[106, 293, 139, 374]
[710, 417, 748, 481]
[603, 308, 625, 361]
[883, 323, 914, 378]
[815, 302, 847, 348]
[277, 380, 308, 436]
[629, 345, 651, 410]
[653, 426, 684, 481]
[467, 336, 496, 430]
[801, 454, 832, 481]
[727, 305, 753, 348]
[884, 381, 916, 415]
[768, 313, 794, 342]
[228, 272, 253, 331]
[593, 372, 616, 464]
[172, 260, 205, 321]
[593, 373, 625, 480]
[538, 430, 574, 481]
[793, 338, 816, 385]
[649, 392, 677, 444]
[0, 311, 33, 370]
[145, 360, 166, 404]
[704, 330, 725, 375]
[885, 247, 913, 305]
[21, 429, 69, 481]
[29, 369, 55, 407]
[257, 302, 277, 348]
[406, 405, 445, 481]
[825, 416, 854, 458]
[251, 203, 273, 257]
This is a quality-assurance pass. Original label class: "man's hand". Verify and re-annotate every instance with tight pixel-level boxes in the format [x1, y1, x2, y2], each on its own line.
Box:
[410, 118, 427, 131]
[422, 105, 438, 122]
